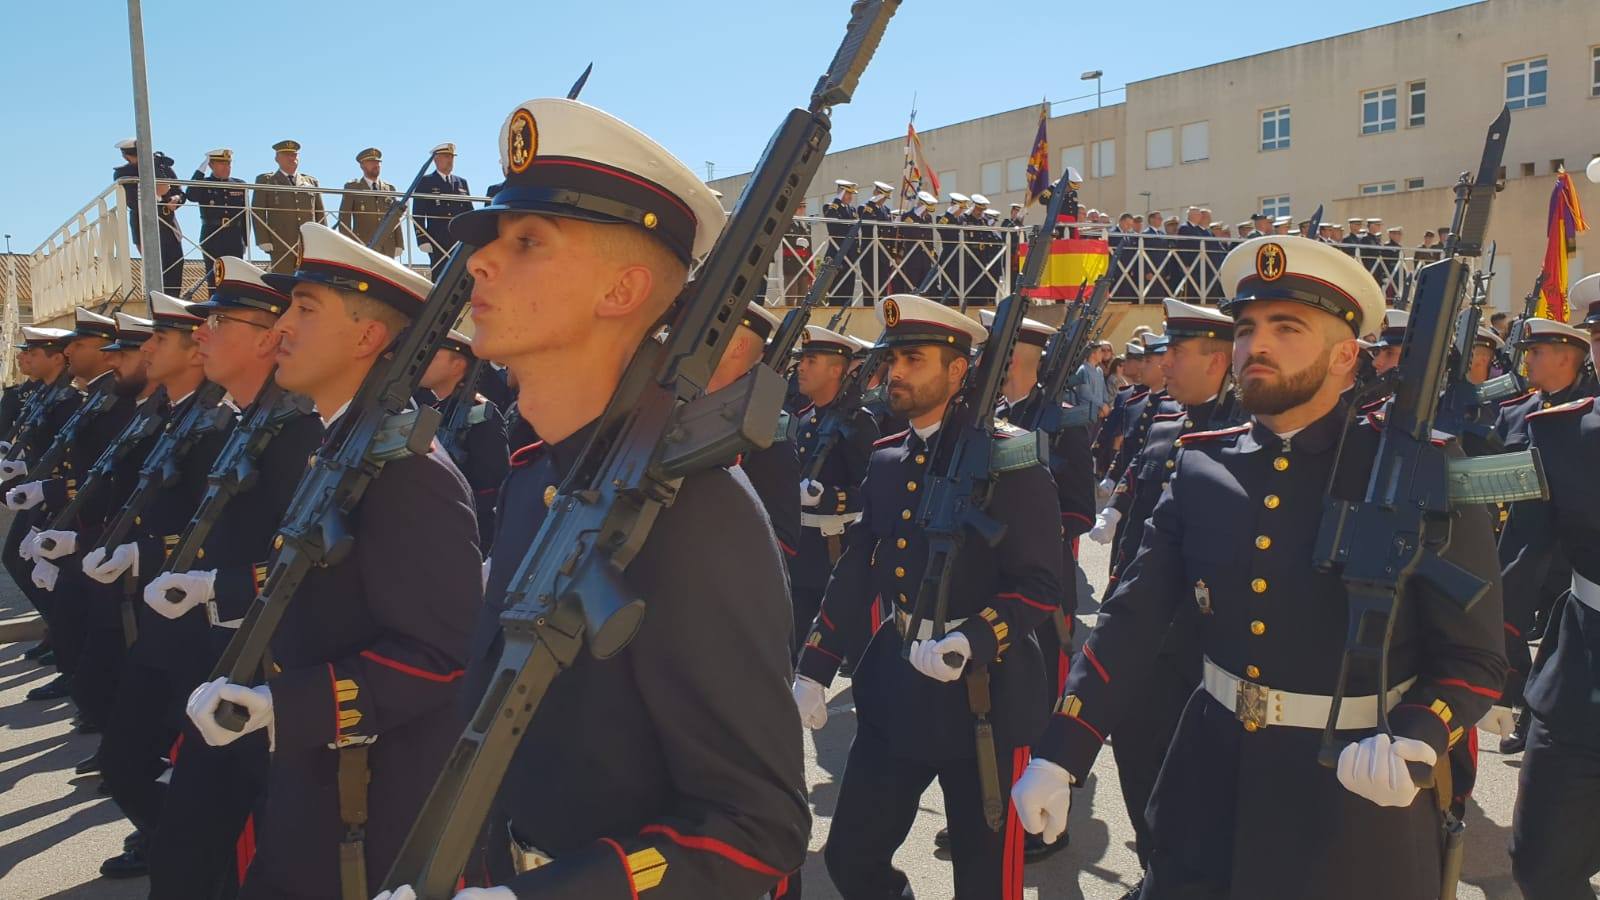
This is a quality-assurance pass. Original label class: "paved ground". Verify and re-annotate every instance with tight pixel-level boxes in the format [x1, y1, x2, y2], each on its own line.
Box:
[0, 519, 1572, 899]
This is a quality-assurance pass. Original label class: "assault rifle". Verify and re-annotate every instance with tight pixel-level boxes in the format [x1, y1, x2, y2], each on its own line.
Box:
[1433, 244, 1501, 451]
[1029, 275, 1111, 436]
[1311, 106, 1539, 780]
[1476, 273, 1545, 403]
[35, 386, 169, 550]
[383, 4, 901, 894]
[23, 377, 121, 482]
[207, 245, 476, 732]
[899, 167, 1078, 832]
[435, 357, 488, 464]
[90, 381, 232, 558]
[2, 372, 78, 452]
[161, 379, 314, 579]
[764, 219, 863, 370]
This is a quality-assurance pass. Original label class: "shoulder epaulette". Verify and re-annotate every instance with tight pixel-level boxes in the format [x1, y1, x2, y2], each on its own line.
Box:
[1364, 415, 1449, 446]
[1127, 390, 1150, 403]
[991, 427, 1046, 473]
[1153, 410, 1187, 421]
[873, 429, 909, 448]
[1360, 396, 1389, 413]
[509, 440, 546, 468]
[1529, 396, 1595, 419]
[1175, 423, 1250, 446]
[1500, 389, 1536, 408]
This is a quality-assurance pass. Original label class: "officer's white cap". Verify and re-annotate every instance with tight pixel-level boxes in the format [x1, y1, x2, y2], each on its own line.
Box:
[949, 193, 970, 204]
[264, 223, 434, 314]
[1518, 316, 1590, 349]
[979, 308, 1054, 348]
[872, 181, 894, 194]
[800, 325, 855, 356]
[1218, 235, 1386, 336]
[916, 191, 937, 205]
[875, 294, 988, 353]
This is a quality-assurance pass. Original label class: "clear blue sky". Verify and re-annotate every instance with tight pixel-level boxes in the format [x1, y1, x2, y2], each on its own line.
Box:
[1, 0, 1471, 251]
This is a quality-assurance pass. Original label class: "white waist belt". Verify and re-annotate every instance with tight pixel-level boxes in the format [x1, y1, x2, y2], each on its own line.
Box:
[893, 608, 967, 642]
[1570, 571, 1600, 613]
[1202, 657, 1415, 731]
[802, 511, 862, 536]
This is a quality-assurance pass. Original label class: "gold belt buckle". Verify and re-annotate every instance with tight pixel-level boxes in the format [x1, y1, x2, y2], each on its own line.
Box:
[1235, 679, 1269, 731]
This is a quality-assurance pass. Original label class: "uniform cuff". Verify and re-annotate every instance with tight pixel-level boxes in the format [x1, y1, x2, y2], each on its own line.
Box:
[1390, 702, 1452, 758]
[1039, 712, 1104, 784]
[795, 644, 841, 687]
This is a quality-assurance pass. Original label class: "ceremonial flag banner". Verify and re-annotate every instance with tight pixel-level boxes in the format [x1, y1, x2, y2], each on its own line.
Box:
[1019, 238, 1109, 302]
[1025, 103, 1050, 206]
[900, 118, 940, 211]
[1536, 169, 1588, 321]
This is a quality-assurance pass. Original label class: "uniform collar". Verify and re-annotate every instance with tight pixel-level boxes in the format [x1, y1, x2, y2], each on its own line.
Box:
[1239, 402, 1347, 455]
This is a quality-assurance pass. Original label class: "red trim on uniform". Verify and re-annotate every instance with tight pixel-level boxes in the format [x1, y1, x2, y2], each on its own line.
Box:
[1178, 423, 1251, 444]
[1504, 622, 1522, 638]
[1500, 389, 1536, 408]
[873, 429, 910, 448]
[1061, 511, 1092, 527]
[1153, 410, 1186, 421]
[1058, 713, 1104, 743]
[777, 539, 798, 558]
[1082, 645, 1110, 683]
[532, 157, 695, 221]
[1003, 745, 1028, 900]
[819, 609, 836, 630]
[796, 403, 815, 417]
[773, 876, 792, 898]
[1459, 727, 1479, 805]
[359, 650, 465, 683]
[1529, 396, 1595, 418]
[1434, 677, 1502, 700]
[638, 824, 786, 878]
[1070, 536, 1080, 560]
[997, 591, 1053, 612]
[509, 440, 547, 468]
[599, 837, 639, 900]
[235, 814, 257, 885]
[1056, 649, 1070, 697]
[475, 487, 498, 496]
[807, 643, 843, 664]
[301, 257, 425, 306]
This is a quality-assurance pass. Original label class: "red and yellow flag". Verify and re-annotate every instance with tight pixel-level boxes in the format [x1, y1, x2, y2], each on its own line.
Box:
[1536, 170, 1588, 321]
[1019, 238, 1109, 302]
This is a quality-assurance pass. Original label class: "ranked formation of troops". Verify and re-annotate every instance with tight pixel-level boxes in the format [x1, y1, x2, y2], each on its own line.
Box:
[7, 23, 1600, 900]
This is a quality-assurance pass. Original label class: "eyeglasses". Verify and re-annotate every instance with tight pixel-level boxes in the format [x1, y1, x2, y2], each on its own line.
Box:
[206, 313, 269, 331]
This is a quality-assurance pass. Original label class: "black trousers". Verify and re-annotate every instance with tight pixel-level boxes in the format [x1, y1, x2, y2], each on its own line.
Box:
[823, 724, 1023, 900]
[3, 509, 49, 621]
[41, 568, 91, 681]
[69, 623, 126, 728]
[148, 725, 270, 900]
[792, 585, 824, 658]
[1110, 656, 1196, 867]
[158, 220, 185, 296]
[1511, 714, 1600, 899]
[102, 661, 180, 832]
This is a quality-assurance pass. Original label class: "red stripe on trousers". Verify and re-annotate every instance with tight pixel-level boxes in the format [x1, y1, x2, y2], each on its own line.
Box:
[1003, 746, 1029, 900]
[235, 814, 256, 886]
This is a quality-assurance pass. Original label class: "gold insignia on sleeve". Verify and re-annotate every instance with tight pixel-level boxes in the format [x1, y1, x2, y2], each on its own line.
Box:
[508, 108, 539, 175]
[1255, 243, 1286, 282]
[543, 484, 557, 507]
[627, 847, 668, 891]
[1054, 694, 1083, 717]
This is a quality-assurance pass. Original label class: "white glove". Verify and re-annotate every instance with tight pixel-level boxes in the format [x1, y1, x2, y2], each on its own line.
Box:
[83, 543, 140, 584]
[1476, 705, 1517, 737]
[258, 242, 274, 253]
[187, 677, 273, 747]
[1096, 477, 1115, 495]
[18, 527, 42, 561]
[31, 559, 59, 592]
[907, 632, 972, 683]
[1088, 507, 1121, 544]
[1336, 732, 1437, 808]
[799, 478, 823, 509]
[0, 440, 12, 455]
[1011, 757, 1076, 845]
[0, 458, 29, 481]
[417, 242, 433, 253]
[31, 529, 76, 560]
[144, 570, 216, 620]
[374, 886, 514, 900]
[792, 676, 828, 730]
[6, 481, 43, 510]
[795, 237, 810, 249]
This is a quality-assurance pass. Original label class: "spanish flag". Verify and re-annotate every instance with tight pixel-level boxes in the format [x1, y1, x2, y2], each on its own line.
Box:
[1020, 238, 1109, 302]
[1535, 169, 1588, 321]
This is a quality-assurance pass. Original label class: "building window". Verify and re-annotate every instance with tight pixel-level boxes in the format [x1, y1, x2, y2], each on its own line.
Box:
[1260, 107, 1290, 151]
[1092, 140, 1115, 178]
[1260, 195, 1291, 220]
[1405, 177, 1425, 191]
[1361, 182, 1398, 195]
[1180, 121, 1210, 163]
[1146, 128, 1174, 169]
[936, 171, 958, 196]
[980, 161, 1004, 197]
[1006, 157, 1029, 192]
[1061, 145, 1085, 178]
[1506, 57, 1548, 109]
[1408, 81, 1426, 127]
[1361, 87, 1397, 134]
[1592, 46, 1599, 97]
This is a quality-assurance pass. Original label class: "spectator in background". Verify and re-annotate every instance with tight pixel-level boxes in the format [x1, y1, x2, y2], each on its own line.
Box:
[1206, 222, 1232, 301]
[338, 148, 403, 258]
[1160, 216, 1184, 299]
[1490, 312, 1511, 341]
[1244, 213, 1270, 239]
[1073, 341, 1112, 434]
[1107, 355, 1128, 392]
[1414, 230, 1442, 264]
[114, 139, 186, 294]
[187, 148, 249, 284]
[1176, 206, 1208, 300]
[252, 139, 325, 274]
[1272, 216, 1292, 235]
[412, 142, 474, 277]
[1380, 225, 1405, 291]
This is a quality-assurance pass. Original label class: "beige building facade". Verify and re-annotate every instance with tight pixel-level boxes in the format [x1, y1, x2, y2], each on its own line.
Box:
[711, 0, 1600, 316]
